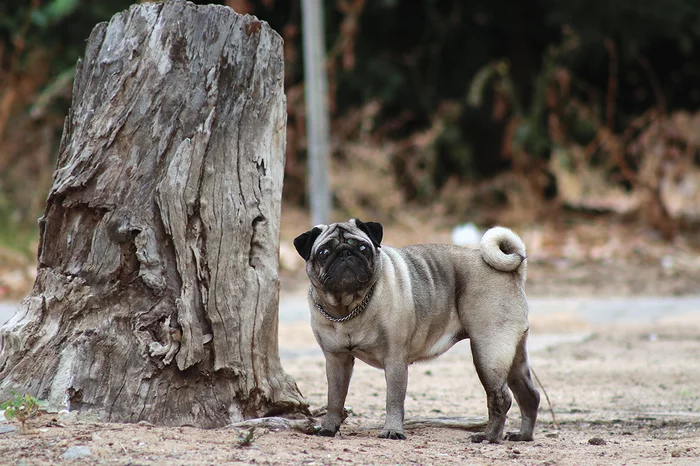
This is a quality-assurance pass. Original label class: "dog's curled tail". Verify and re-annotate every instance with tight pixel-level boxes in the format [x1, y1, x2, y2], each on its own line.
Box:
[480, 227, 527, 277]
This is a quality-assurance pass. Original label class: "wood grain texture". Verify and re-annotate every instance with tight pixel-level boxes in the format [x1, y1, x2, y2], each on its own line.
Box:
[0, 0, 308, 428]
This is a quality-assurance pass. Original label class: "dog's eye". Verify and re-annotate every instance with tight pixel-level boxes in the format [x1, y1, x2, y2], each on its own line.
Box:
[359, 244, 367, 252]
[320, 248, 330, 256]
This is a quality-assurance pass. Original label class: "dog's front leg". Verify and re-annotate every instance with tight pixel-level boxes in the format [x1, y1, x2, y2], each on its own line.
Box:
[380, 361, 408, 440]
[319, 351, 355, 437]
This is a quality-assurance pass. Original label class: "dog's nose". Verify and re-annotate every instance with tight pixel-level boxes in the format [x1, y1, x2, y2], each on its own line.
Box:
[340, 250, 351, 261]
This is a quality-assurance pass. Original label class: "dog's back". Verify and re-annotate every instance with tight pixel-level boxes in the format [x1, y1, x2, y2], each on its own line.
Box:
[378, 239, 527, 363]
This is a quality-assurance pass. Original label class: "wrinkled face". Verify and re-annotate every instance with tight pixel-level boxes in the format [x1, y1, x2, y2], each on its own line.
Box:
[294, 219, 383, 294]
[311, 226, 376, 293]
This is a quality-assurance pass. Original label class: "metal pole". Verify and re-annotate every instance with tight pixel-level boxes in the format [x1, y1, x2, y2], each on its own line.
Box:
[301, 0, 331, 226]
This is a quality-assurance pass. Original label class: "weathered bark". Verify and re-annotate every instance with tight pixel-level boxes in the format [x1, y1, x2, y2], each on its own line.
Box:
[0, 0, 308, 428]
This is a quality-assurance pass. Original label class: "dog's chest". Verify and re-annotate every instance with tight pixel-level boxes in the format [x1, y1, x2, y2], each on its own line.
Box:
[317, 324, 387, 368]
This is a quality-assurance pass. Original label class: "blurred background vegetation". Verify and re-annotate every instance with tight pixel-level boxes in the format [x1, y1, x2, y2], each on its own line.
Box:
[1, 0, 700, 293]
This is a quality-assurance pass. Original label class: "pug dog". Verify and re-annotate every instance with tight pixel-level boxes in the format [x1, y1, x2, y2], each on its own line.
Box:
[293, 219, 539, 443]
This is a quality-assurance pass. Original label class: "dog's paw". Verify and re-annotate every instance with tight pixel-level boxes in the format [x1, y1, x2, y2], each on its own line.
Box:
[504, 431, 534, 442]
[314, 426, 338, 437]
[379, 430, 406, 440]
[470, 433, 501, 444]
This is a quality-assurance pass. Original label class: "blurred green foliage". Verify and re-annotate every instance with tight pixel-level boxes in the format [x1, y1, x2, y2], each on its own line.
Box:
[0, 0, 135, 253]
[0, 0, 134, 75]
[335, 0, 700, 178]
[0, 0, 698, 233]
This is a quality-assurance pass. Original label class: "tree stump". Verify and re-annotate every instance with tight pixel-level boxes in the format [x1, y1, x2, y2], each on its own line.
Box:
[0, 0, 308, 428]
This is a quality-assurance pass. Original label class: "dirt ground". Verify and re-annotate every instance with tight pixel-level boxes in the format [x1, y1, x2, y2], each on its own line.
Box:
[2, 311, 700, 465]
[2, 208, 700, 465]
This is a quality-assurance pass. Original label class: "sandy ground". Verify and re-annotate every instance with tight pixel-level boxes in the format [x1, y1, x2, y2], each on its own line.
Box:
[2, 297, 700, 465]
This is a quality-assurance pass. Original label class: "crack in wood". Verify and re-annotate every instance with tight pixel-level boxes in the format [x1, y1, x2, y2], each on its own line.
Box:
[109, 363, 130, 420]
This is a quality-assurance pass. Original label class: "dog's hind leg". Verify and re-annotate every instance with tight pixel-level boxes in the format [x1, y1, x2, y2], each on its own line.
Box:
[469, 336, 514, 444]
[504, 332, 540, 441]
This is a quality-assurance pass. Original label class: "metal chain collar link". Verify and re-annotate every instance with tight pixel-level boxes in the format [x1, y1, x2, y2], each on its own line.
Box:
[309, 284, 376, 323]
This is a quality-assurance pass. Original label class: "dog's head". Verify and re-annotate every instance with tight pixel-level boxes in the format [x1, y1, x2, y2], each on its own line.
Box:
[294, 218, 383, 294]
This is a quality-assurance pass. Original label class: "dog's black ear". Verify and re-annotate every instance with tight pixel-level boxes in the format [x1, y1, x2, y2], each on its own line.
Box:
[293, 227, 323, 261]
[355, 219, 383, 248]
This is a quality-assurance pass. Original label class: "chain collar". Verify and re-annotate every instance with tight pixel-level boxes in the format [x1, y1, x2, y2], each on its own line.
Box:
[309, 284, 376, 323]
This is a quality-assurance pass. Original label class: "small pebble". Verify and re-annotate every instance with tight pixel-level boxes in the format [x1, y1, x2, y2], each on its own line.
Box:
[588, 437, 607, 446]
[57, 410, 77, 422]
[61, 445, 92, 460]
